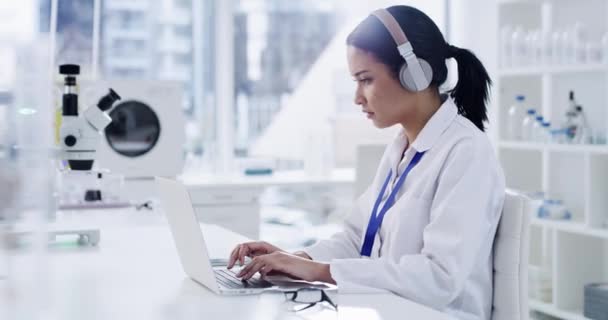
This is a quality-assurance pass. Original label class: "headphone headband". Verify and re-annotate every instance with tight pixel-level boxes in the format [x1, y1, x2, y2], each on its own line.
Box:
[371, 9, 408, 47]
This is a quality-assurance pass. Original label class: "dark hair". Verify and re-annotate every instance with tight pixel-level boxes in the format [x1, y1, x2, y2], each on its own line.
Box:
[346, 5, 491, 131]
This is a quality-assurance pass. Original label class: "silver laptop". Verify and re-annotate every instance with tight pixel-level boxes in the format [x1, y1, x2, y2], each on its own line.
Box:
[155, 177, 332, 295]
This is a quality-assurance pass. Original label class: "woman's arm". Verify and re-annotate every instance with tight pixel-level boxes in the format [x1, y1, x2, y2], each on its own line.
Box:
[292, 251, 312, 260]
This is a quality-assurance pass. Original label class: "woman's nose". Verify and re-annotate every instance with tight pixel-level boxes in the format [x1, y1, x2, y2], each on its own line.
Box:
[354, 88, 365, 106]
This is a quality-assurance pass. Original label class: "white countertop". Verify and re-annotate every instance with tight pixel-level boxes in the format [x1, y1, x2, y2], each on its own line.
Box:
[1, 209, 454, 320]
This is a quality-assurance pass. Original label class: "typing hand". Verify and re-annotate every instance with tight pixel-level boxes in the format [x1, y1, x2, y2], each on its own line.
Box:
[236, 251, 334, 284]
[227, 241, 284, 269]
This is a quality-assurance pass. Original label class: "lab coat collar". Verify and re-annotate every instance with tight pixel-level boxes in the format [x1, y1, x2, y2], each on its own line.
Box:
[409, 95, 458, 153]
[384, 95, 458, 173]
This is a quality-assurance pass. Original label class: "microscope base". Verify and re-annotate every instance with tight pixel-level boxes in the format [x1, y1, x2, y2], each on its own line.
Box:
[6, 226, 101, 248]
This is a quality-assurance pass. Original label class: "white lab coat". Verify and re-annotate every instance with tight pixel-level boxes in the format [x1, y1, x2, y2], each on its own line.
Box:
[304, 96, 505, 320]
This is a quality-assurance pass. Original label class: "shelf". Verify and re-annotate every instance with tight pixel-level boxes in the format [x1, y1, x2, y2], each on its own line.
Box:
[531, 218, 608, 240]
[529, 299, 590, 320]
[498, 2, 608, 320]
[499, 141, 608, 155]
[499, 64, 608, 77]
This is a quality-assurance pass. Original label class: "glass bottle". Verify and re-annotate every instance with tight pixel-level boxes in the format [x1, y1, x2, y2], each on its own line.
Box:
[602, 32, 608, 64]
[541, 29, 553, 66]
[500, 25, 513, 68]
[521, 109, 537, 142]
[532, 116, 545, 143]
[511, 27, 525, 66]
[572, 22, 587, 65]
[541, 122, 552, 144]
[552, 30, 563, 65]
[507, 95, 526, 141]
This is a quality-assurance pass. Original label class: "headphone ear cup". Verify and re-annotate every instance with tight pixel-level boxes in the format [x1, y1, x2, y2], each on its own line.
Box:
[399, 58, 433, 92]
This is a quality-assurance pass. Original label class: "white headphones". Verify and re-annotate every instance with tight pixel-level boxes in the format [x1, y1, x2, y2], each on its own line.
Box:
[371, 9, 433, 92]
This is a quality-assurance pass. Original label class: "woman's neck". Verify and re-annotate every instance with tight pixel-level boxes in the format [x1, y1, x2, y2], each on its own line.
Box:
[401, 91, 442, 144]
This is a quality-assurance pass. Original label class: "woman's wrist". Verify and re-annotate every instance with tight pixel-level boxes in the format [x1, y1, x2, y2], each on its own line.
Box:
[315, 262, 336, 284]
[292, 251, 312, 260]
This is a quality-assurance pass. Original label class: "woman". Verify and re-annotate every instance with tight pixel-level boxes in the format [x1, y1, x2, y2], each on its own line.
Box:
[227, 5, 505, 320]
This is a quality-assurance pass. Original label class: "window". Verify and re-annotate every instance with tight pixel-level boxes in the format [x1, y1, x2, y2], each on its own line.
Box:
[40, 0, 95, 69]
[232, 0, 341, 160]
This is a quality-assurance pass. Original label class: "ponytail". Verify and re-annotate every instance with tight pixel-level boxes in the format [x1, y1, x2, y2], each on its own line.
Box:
[447, 45, 491, 132]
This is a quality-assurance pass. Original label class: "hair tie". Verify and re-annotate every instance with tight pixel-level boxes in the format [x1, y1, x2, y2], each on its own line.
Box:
[447, 44, 459, 58]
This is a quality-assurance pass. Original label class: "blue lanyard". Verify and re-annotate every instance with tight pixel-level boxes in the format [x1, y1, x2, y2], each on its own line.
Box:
[360, 151, 425, 257]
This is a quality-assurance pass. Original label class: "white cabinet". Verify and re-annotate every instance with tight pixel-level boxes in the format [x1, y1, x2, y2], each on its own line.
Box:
[192, 204, 260, 240]
[189, 186, 262, 240]
[496, 1, 608, 319]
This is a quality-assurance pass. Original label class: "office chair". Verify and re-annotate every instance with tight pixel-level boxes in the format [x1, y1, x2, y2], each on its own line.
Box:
[354, 144, 386, 198]
[491, 189, 530, 320]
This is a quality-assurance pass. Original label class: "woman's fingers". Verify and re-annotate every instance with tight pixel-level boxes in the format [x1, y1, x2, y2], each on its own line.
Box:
[236, 252, 308, 281]
[227, 245, 241, 269]
[237, 257, 259, 279]
[241, 257, 270, 280]
[260, 265, 274, 278]
[228, 241, 282, 269]
[236, 255, 254, 277]
[239, 243, 249, 267]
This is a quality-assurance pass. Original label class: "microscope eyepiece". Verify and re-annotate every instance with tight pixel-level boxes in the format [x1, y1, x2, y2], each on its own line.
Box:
[60, 64, 80, 116]
[59, 64, 80, 75]
[108, 88, 121, 101]
[97, 88, 121, 111]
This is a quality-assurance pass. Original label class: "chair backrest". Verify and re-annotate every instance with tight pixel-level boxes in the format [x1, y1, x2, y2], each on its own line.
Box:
[354, 144, 386, 198]
[491, 189, 530, 320]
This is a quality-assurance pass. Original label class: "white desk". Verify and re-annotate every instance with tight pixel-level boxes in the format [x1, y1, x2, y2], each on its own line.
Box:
[2, 210, 454, 320]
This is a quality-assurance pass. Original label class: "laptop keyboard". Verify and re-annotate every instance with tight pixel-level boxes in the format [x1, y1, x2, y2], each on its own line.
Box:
[214, 269, 272, 289]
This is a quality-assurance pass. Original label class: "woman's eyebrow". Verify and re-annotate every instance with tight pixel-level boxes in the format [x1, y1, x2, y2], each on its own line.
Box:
[353, 70, 370, 78]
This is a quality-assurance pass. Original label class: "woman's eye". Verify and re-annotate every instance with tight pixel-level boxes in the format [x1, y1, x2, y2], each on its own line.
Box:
[358, 78, 371, 85]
